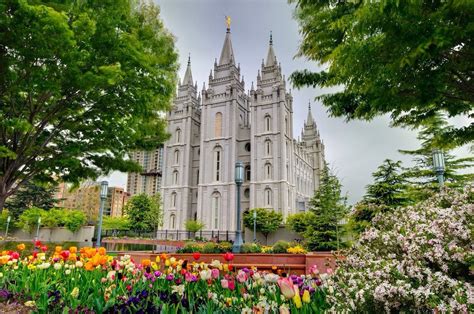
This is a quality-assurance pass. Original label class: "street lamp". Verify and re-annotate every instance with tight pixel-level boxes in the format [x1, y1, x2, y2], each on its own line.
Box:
[96, 181, 108, 247]
[4, 216, 11, 238]
[432, 149, 445, 187]
[233, 161, 244, 253]
[35, 216, 41, 241]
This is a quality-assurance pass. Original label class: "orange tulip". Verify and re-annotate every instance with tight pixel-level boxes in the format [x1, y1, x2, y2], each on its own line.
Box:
[69, 246, 77, 254]
[142, 259, 151, 267]
[55, 246, 62, 253]
[85, 261, 94, 271]
[16, 243, 25, 251]
[277, 278, 295, 299]
[98, 247, 106, 256]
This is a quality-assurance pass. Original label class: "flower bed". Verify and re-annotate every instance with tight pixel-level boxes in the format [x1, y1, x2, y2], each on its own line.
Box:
[0, 242, 330, 312]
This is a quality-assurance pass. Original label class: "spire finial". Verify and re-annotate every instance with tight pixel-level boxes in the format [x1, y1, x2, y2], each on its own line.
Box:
[225, 15, 231, 32]
[308, 100, 311, 111]
[187, 53, 191, 66]
[270, 31, 273, 45]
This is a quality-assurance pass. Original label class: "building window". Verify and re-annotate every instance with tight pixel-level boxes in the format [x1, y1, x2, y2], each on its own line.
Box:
[285, 116, 288, 135]
[245, 165, 251, 181]
[213, 146, 222, 182]
[265, 163, 272, 180]
[244, 143, 251, 152]
[244, 188, 250, 198]
[173, 170, 179, 185]
[174, 150, 179, 164]
[212, 192, 220, 229]
[170, 214, 176, 229]
[171, 192, 177, 208]
[176, 128, 181, 143]
[264, 114, 271, 132]
[215, 112, 222, 137]
[196, 170, 199, 185]
[265, 139, 272, 156]
[264, 188, 272, 206]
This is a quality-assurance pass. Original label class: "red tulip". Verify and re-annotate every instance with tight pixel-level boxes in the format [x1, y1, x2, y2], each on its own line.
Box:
[223, 252, 234, 262]
[60, 250, 70, 260]
[192, 252, 201, 260]
[10, 252, 19, 260]
[41, 246, 48, 252]
[34, 240, 42, 247]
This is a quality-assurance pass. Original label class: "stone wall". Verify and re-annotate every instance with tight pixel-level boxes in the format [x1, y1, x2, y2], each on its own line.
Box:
[12, 226, 95, 243]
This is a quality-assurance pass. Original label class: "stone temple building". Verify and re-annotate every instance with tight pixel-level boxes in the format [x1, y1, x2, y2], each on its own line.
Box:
[159, 25, 325, 238]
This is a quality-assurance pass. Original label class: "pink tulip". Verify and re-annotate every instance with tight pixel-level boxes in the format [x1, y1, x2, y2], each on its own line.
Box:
[228, 279, 235, 291]
[278, 277, 295, 299]
[221, 279, 229, 289]
[236, 270, 248, 283]
[211, 268, 220, 279]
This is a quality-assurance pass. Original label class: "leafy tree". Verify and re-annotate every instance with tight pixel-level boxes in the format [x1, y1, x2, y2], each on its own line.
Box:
[290, 1, 473, 147]
[0, 0, 178, 209]
[16, 207, 86, 232]
[349, 159, 409, 234]
[102, 216, 130, 231]
[243, 208, 283, 244]
[4, 181, 58, 219]
[288, 165, 348, 251]
[124, 193, 163, 234]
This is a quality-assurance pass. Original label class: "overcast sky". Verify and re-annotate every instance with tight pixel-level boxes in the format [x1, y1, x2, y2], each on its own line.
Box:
[104, 0, 471, 204]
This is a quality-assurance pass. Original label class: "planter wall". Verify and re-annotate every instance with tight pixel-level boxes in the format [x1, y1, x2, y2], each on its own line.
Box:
[117, 252, 336, 275]
[12, 226, 95, 243]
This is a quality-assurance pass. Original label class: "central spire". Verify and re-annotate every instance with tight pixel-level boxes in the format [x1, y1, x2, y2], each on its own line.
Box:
[182, 53, 193, 86]
[306, 101, 315, 126]
[265, 31, 276, 67]
[219, 16, 235, 65]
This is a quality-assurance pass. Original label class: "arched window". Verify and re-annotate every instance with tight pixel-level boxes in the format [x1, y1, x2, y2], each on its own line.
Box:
[215, 112, 222, 137]
[265, 139, 272, 156]
[171, 192, 177, 208]
[285, 116, 288, 135]
[170, 214, 176, 229]
[213, 146, 222, 182]
[265, 163, 272, 180]
[264, 188, 272, 206]
[173, 170, 179, 185]
[264, 114, 271, 132]
[245, 165, 251, 181]
[176, 128, 181, 143]
[212, 192, 221, 229]
[174, 149, 179, 164]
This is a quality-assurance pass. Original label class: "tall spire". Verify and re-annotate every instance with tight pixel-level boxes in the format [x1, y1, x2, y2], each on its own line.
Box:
[219, 16, 235, 65]
[182, 53, 193, 86]
[306, 101, 315, 126]
[265, 31, 276, 67]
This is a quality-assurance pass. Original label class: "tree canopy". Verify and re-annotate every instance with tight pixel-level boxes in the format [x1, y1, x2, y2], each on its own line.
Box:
[124, 193, 163, 234]
[290, 1, 473, 147]
[243, 208, 282, 243]
[5, 181, 58, 219]
[0, 0, 178, 209]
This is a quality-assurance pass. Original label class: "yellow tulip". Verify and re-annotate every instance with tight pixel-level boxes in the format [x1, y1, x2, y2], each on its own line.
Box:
[155, 256, 160, 263]
[165, 259, 170, 267]
[302, 290, 310, 303]
[292, 285, 302, 309]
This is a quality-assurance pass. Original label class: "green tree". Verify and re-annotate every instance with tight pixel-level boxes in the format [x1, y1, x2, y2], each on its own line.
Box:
[349, 159, 409, 234]
[124, 193, 163, 234]
[4, 181, 58, 219]
[288, 165, 348, 251]
[290, 1, 473, 147]
[0, 0, 178, 209]
[185, 220, 205, 238]
[102, 216, 130, 231]
[243, 208, 283, 244]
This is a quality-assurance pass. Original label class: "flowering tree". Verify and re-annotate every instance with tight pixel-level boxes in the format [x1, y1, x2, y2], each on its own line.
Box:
[326, 187, 474, 312]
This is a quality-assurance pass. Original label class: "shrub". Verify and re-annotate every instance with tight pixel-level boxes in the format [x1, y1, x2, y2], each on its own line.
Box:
[287, 244, 307, 254]
[241, 243, 262, 253]
[63, 210, 87, 232]
[202, 242, 219, 253]
[16, 207, 87, 233]
[184, 220, 205, 233]
[243, 208, 282, 243]
[102, 216, 130, 231]
[326, 187, 474, 312]
[177, 242, 201, 253]
[271, 240, 290, 253]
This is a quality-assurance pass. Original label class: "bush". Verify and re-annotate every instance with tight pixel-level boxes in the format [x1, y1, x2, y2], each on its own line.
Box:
[16, 207, 87, 233]
[326, 187, 474, 312]
[241, 243, 262, 253]
[177, 242, 201, 253]
[271, 240, 290, 253]
[202, 242, 219, 254]
[102, 216, 130, 231]
[184, 220, 205, 233]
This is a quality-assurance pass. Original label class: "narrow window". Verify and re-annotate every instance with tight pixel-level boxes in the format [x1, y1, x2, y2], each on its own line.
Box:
[265, 163, 272, 180]
[170, 214, 176, 229]
[173, 170, 179, 185]
[176, 128, 181, 143]
[212, 193, 220, 229]
[174, 150, 179, 164]
[264, 115, 271, 132]
[245, 165, 251, 181]
[265, 140, 272, 156]
[265, 188, 272, 206]
[214, 147, 222, 182]
[171, 192, 177, 207]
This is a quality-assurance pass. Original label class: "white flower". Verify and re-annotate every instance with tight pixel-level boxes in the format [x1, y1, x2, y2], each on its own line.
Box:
[54, 263, 62, 270]
[200, 269, 211, 280]
[171, 284, 185, 296]
[65, 269, 71, 275]
[75, 261, 83, 268]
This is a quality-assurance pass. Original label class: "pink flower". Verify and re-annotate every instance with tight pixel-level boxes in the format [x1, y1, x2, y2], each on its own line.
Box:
[326, 268, 333, 275]
[211, 268, 220, 279]
[228, 279, 235, 291]
[236, 270, 248, 283]
[221, 279, 229, 289]
[277, 277, 295, 299]
[309, 265, 319, 276]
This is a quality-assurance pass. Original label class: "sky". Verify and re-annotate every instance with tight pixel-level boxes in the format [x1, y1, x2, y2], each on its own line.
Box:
[104, 0, 471, 204]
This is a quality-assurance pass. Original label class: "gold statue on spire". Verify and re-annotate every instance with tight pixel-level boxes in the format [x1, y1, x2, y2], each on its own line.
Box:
[225, 15, 231, 29]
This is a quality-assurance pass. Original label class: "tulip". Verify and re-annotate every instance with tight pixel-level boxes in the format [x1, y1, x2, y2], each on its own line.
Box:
[277, 278, 295, 299]
[279, 305, 290, 314]
[223, 252, 234, 262]
[199, 269, 211, 281]
[16, 244, 25, 251]
[302, 289, 311, 303]
[292, 285, 302, 308]
[236, 270, 248, 283]
[192, 252, 201, 260]
[40, 246, 47, 253]
[221, 279, 229, 289]
[228, 279, 235, 291]
[211, 268, 219, 279]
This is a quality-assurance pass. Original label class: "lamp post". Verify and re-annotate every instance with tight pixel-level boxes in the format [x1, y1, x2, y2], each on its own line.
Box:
[96, 181, 108, 247]
[432, 149, 445, 188]
[253, 208, 257, 243]
[233, 161, 244, 253]
[35, 216, 41, 241]
[4, 216, 11, 238]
